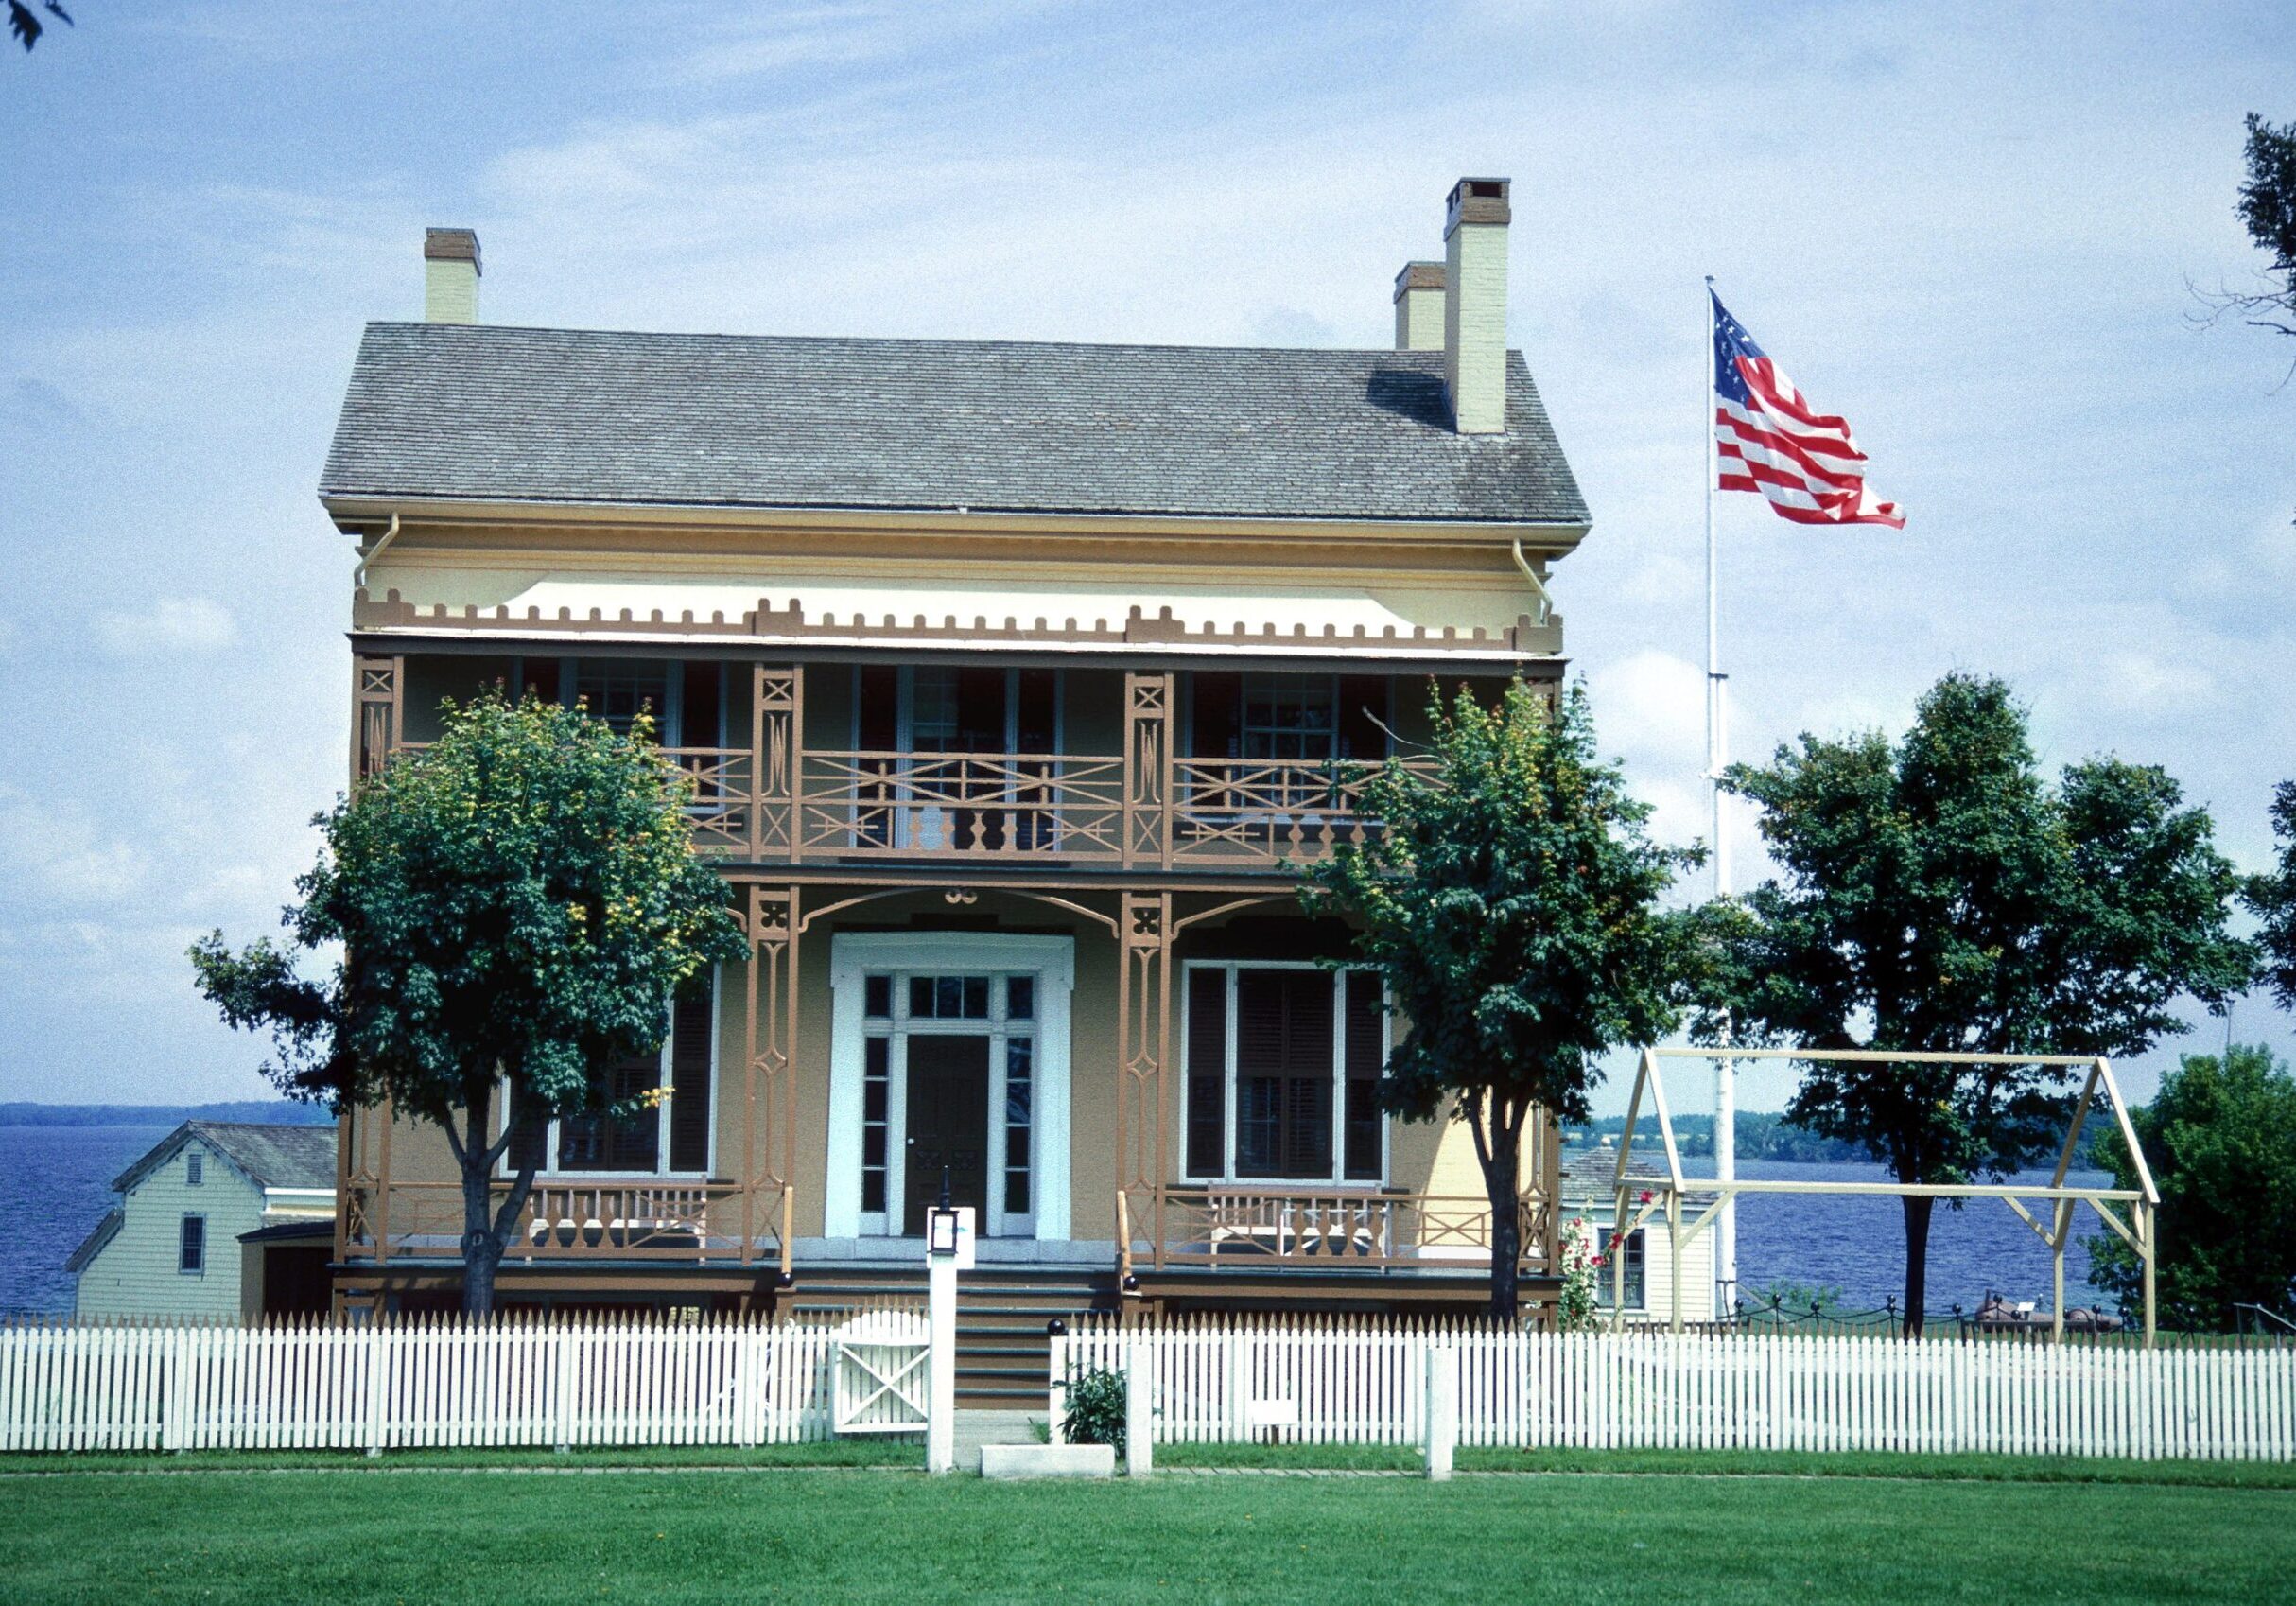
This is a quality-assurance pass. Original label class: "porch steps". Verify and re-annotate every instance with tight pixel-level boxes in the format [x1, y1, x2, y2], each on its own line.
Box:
[785, 1265, 1121, 1411]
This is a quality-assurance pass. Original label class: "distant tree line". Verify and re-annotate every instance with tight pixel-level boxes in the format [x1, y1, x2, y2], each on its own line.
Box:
[1563, 1111, 1870, 1164]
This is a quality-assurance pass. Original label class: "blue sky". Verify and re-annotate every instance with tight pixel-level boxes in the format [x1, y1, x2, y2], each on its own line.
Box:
[1, 2, 2290, 1113]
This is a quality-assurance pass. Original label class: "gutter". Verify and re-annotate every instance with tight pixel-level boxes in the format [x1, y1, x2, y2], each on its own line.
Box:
[1512, 537, 1555, 626]
[353, 513, 401, 590]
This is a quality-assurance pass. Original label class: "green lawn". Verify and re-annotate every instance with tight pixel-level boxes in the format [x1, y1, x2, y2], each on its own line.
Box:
[4, 1465, 2292, 1605]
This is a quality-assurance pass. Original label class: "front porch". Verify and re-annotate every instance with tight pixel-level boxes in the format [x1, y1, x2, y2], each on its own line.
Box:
[332, 881, 1563, 1318]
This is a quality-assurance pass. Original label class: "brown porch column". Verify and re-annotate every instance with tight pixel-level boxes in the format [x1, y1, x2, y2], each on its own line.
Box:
[739, 883, 799, 1270]
[749, 665, 802, 861]
[1115, 890, 1173, 1274]
[352, 654, 405, 783]
[1122, 672, 1174, 868]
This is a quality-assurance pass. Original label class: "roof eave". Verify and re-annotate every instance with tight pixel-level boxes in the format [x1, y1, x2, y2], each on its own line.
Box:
[317, 490, 1591, 554]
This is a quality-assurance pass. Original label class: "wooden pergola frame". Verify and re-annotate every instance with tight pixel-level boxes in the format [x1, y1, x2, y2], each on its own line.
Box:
[1609, 1047, 2162, 1346]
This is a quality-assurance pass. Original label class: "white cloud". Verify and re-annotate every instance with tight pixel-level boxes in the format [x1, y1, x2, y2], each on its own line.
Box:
[0, 785, 148, 906]
[94, 598, 238, 658]
[1586, 648, 1707, 770]
[2099, 652, 2218, 716]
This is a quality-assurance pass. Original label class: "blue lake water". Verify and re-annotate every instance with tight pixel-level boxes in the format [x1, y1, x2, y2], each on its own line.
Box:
[1, 1128, 2116, 1318]
[1, 1125, 173, 1317]
[1720, 1158, 2113, 1316]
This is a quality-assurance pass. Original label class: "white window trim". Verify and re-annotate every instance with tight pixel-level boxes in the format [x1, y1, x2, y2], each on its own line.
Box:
[178, 1213, 207, 1276]
[826, 932, 1073, 1242]
[1179, 958, 1389, 1188]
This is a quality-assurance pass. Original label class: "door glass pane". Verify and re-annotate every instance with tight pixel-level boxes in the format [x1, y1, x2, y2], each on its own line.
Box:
[1003, 1036, 1033, 1216]
[861, 1036, 890, 1214]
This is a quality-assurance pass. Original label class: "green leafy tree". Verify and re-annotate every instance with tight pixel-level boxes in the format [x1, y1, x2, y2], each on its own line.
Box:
[1716, 673, 2253, 1334]
[2251, 781, 2296, 1010]
[2198, 113, 2296, 346]
[2090, 1046, 2296, 1331]
[1301, 681, 1707, 1320]
[9, 1, 69, 52]
[190, 692, 747, 1315]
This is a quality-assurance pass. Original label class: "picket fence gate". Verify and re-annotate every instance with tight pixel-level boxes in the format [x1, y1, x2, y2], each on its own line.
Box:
[1054, 1319, 2296, 1462]
[0, 1316, 868, 1454]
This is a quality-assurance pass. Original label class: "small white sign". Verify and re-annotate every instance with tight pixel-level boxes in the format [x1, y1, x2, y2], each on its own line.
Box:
[1244, 1397, 1299, 1429]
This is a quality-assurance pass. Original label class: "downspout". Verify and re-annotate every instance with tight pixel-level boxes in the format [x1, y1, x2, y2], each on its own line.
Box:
[1511, 537, 1553, 627]
[354, 513, 401, 593]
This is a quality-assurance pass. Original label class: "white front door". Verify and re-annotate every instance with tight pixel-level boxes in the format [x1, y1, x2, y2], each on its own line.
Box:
[826, 933, 1073, 1241]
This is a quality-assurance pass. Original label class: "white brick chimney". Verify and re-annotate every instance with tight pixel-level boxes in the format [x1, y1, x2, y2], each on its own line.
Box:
[423, 228, 481, 323]
[1392, 261, 1446, 351]
[1441, 177, 1509, 434]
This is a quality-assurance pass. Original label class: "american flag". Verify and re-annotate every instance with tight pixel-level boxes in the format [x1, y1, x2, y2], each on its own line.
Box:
[1713, 290, 1904, 528]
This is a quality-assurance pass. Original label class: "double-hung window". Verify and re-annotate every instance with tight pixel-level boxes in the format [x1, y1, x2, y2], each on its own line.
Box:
[178, 1214, 206, 1274]
[1182, 962, 1386, 1184]
[1594, 1225, 1647, 1311]
[508, 971, 719, 1177]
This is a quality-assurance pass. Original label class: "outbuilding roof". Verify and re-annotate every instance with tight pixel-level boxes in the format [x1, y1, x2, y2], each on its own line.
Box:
[320, 323, 1590, 528]
[112, 1122, 338, 1196]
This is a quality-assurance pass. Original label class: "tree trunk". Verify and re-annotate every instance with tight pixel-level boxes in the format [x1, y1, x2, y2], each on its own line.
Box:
[1900, 1193, 1935, 1339]
[461, 1140, 505, 1318]
[1482, 1118, 1522, 1323]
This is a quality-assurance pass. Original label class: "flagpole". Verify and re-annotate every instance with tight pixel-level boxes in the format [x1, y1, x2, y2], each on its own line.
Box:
[1705, 274, 1738, 1319]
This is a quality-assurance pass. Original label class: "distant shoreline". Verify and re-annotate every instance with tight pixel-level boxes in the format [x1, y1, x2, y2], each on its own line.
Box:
[0, 1101, 333, 1128]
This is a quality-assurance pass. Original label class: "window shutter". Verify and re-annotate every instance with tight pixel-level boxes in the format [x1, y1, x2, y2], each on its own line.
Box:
[513, 656, 560, 707]
[680, 661, 722, 748]
[1190, 672, 1243, 759]
[1235, 969, 1335, 1179]
[507, 1087, 547, 1174]
[1342, 971, 1383, 1179]
[858, 665, 898, 749]
[1337, 677, 1390, 761]
[670, 974, 715, 1174]
[1186, 969, 1227, 1177]
[1017, 669, 1057, 752]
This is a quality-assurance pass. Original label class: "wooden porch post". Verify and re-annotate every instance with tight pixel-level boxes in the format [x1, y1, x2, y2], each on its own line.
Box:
[739, 883, 798, 1270]
[352, 654, 404, 782]
[1116, 891, 1172, 1273]
[749, 665, 802, 862]
[1122, 672, 1173, 869]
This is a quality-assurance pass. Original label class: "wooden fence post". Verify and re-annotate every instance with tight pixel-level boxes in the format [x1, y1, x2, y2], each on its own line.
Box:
[1125, 1335, 1154, 1477]
[361, 1324, 386, 1458]
[1424, 1345, 1457, 1481]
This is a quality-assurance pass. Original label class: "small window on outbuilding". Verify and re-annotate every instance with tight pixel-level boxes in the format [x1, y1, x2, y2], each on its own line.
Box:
[185, 1150, 203, 1186]
[179, 1214, 206, 1274]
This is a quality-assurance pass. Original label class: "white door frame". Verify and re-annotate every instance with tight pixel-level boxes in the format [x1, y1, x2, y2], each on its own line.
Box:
[826, 932, 1074, 1241]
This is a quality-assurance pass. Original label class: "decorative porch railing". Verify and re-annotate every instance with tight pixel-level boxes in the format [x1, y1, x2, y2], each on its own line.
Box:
[796, 750, 1127, 860]
[341, 1179, 793, 1280]
[377, 733, 1418, 869]
[1119, 1185, 1554, 1283]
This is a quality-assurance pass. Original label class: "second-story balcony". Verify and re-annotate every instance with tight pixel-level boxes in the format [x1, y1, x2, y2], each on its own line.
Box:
[363, 653, 1480, 875]
[662, 743, 1430, 869]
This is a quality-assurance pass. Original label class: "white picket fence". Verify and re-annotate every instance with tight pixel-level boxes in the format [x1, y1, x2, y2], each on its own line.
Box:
[0, 1317, 860, 1454]
[1054, 1319, 2296, 1462]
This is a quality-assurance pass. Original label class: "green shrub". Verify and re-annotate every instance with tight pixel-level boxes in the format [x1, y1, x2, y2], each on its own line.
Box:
[1061, 1366, 1128, 1454]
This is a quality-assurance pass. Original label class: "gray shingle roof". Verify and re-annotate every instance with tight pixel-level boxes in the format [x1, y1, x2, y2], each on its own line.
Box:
[113, 1122, 338, 1195]
[321, 323, 1589, 527]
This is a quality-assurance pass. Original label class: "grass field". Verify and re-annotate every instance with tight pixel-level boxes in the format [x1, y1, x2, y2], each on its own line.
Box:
[4, 1462, 2291, 1604]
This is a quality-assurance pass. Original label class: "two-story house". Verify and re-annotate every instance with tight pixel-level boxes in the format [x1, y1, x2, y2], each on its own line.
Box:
[322, 179, 1590, 1387]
